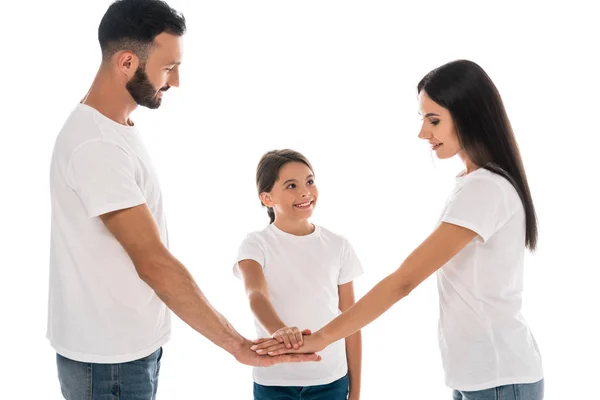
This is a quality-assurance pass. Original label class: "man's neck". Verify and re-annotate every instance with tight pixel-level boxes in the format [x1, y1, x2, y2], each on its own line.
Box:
[81, 66, 137, 126]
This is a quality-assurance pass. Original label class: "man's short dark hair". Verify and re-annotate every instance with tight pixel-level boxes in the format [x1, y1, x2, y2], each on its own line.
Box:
[98, 0, 186, 61]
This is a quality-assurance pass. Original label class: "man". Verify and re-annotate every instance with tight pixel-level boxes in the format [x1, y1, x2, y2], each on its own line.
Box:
[47, 0, 318, 398]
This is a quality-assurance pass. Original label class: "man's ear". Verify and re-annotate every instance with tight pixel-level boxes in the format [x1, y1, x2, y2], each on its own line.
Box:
[115, 50, 140, 79]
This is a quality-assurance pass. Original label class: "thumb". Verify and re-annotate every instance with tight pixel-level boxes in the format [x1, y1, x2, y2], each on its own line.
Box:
[301, 329, 312, 335]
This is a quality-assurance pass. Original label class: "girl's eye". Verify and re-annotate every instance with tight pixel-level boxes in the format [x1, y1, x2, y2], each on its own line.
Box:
[287, 184, 296, 189]
[430, 119, 440, 126]
[307, 179, 315, 185]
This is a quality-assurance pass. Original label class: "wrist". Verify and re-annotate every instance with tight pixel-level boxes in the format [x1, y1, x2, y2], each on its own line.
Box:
[266, 323, 286, 336]
[223, 333, 246, 358]
[312, 329, 330, 351]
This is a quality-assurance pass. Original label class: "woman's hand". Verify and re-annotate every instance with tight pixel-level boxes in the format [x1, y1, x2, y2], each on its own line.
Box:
[252, 330, 328, 356]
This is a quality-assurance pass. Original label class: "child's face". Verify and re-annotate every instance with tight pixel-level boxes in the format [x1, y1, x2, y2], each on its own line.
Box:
[261, 162, 318, 221]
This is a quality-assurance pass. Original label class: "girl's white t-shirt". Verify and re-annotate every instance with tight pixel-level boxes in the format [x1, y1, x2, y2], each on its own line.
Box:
[437, 168, 543, 391]
[234, 224, 363, 387]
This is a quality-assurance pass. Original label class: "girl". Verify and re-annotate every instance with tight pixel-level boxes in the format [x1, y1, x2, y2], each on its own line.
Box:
[234, 149, 363, 400]
[253, 60, 545, 400]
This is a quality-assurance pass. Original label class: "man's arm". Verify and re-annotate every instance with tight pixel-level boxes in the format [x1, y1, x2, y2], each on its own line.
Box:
[100, 204, 245, 354]
[100, 204, 320, 366]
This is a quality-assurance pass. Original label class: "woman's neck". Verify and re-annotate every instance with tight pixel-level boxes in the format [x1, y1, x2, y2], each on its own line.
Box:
[459, 152, 480, 175]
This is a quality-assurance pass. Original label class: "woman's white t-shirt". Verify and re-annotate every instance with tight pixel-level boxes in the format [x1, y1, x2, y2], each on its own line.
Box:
[437, 168, 543, 391]
[234, 224, 363, 387]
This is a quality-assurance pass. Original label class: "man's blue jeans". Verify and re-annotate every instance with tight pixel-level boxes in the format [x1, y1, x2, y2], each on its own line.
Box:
[56, 347, 162, 399]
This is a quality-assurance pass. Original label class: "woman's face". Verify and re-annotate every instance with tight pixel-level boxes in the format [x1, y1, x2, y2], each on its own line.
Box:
[417, 91, 461, 159]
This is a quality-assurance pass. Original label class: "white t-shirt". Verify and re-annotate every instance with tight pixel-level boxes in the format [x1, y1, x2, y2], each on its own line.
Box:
[234, 224, 363, 387]
[437, 168, 543, 391]
[47, 103, 171, 363]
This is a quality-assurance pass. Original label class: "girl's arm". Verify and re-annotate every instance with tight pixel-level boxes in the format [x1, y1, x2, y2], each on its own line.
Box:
[238, 259, 306, 349]
[339, 282, 362, 400]
[253, 222, 477, 354]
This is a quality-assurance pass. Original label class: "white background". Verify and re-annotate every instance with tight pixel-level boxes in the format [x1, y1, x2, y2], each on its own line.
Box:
[1, 0, 598, 398]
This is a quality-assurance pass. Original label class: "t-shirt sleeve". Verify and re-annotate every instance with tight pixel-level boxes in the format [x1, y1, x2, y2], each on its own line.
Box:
[233, 234, 266, 279]
[441, 176, 515, 243]
[66, 140, 146, 218]
[338, 238, 364, 285]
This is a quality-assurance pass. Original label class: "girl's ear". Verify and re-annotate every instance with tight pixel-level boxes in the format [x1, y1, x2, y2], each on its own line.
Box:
[259, 192, 273, 208]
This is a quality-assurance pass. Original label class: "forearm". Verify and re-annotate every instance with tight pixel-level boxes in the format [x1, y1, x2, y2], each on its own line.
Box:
[139, 254, 244, 355]
[320, 272, 409, 345]
[345, 331, 362, 396]
[248, 291, 286, 335]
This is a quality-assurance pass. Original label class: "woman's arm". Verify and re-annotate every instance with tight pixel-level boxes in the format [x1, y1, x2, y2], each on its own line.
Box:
[253, 222, 477, 354]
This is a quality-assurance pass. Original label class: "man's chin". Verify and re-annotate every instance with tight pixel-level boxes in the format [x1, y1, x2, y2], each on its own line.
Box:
[137, 99, 162, 109]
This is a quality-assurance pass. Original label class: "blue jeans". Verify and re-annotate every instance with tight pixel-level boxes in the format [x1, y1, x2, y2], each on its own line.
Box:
[56, 347, 162, 400]
[453, 379, 544, 400]
[254, 373, 349, 400]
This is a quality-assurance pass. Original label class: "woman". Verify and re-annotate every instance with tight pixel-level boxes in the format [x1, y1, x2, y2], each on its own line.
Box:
[252, 59, 544, 400]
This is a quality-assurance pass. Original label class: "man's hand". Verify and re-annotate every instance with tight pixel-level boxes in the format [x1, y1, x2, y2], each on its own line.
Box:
[233, 338, 321, 367]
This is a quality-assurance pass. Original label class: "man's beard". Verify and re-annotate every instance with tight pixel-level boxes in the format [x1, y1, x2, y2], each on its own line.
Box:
[126, 66, 169, 109]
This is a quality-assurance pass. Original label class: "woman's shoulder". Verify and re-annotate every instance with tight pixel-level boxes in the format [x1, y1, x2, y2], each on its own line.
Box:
[457, 167, 524, 213]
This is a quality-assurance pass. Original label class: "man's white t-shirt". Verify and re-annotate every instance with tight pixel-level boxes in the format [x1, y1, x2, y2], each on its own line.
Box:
[234, 224, 363, 387]
[47, 103, 171, 363]
[437, 168, 543, 391]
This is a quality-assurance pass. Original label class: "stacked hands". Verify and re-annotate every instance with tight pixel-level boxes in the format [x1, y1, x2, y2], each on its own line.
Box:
[251, 326, 327, 357]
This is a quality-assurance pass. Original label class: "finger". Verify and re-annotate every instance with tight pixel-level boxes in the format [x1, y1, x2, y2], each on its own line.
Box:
[272, 332, 284, 344]
[251, 339, 280, 351]
[268, 343, 287, 353]
[267, 348, 288, 356]
[255, 342, 286, 354]
[288, 330, 299, 349]
[261, 353, 320, 366]
[294, 329, 303, 346]
[267, 346, 305, 356]
[278, 353, 321, 363]
[301, 329, 312, 336]
[281, 332, 292, 349]
[256, 343, 286, 355]
[265, 345, 296, 354]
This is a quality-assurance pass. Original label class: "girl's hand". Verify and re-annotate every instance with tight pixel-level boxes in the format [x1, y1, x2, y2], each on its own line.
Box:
[348, 391, 360, 400]
[271, 327, 308, 349]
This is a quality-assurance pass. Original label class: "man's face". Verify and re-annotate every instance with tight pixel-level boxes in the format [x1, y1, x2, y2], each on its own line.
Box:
[126, 32, 182, 109]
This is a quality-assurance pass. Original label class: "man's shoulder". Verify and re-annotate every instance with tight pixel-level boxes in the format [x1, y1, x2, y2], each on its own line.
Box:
[54, 104, 107, 156]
